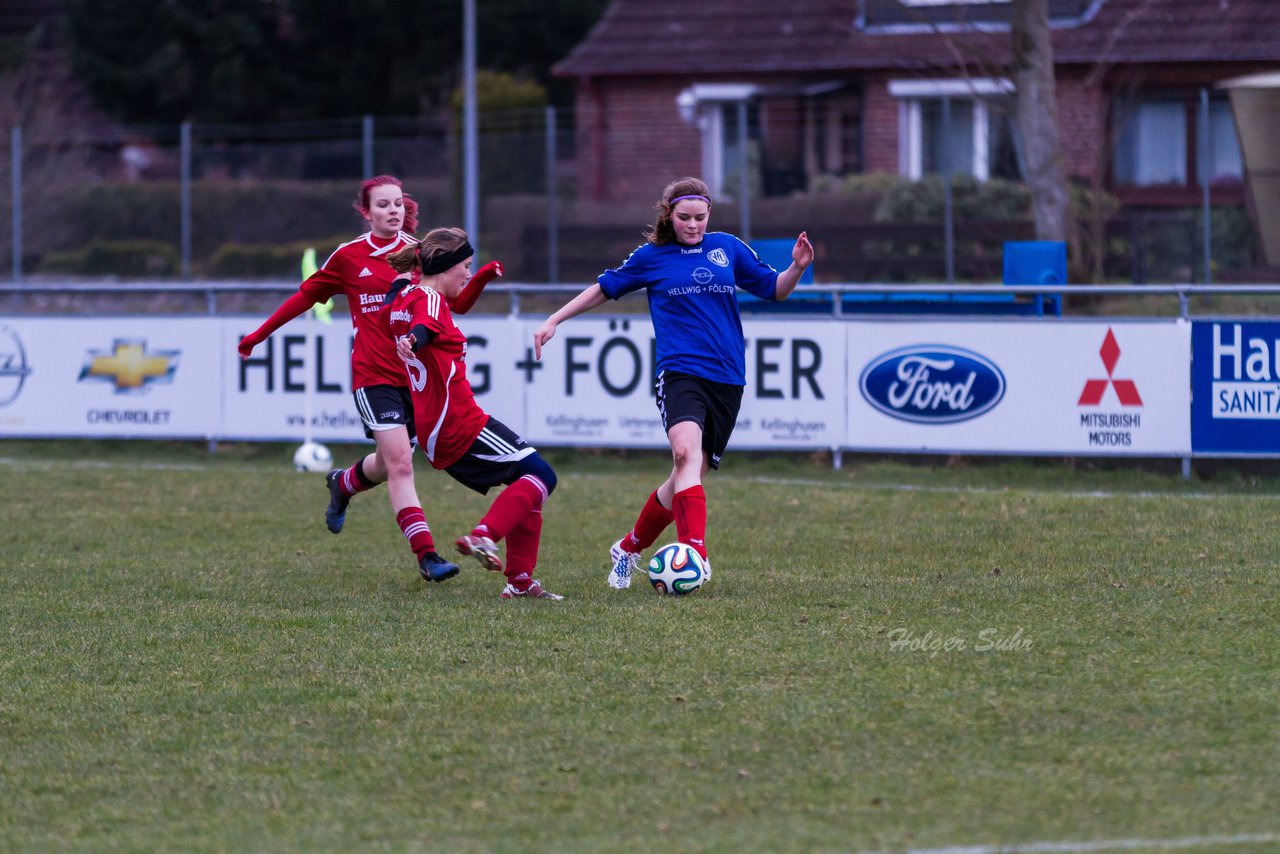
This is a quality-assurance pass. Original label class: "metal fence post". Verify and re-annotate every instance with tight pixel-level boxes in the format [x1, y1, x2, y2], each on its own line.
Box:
[1200, 88, 1212, 284]
[10, 126, 21, 282]
[737, 99, 751, 243]
[545, 105, 559, 284]
[362, 114, 374, 178]
[180, 121, 192, 282]
[942, 96, 955, 284]
[463, 0, 480, 252]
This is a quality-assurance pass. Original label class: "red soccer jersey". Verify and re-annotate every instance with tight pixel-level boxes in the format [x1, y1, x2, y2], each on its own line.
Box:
[300, 231, 416, 390]
[386, 282, 488, 469]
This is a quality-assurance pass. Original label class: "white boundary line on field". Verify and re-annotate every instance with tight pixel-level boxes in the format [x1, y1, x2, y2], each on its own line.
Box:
[869, 830, 1280, 853]
[4, 457, 1280, 501]
[0, 457, 214, 472]
[739, 475, 1280, 502]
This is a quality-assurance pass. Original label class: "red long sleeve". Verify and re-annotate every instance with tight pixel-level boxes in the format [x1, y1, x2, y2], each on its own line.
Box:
[237, 291, 317, 357]
[449, 261, 503, 315]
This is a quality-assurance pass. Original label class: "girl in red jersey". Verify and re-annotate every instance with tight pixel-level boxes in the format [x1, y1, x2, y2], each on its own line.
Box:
[384, 227, 563, 600]
[238, 177, 495, 583]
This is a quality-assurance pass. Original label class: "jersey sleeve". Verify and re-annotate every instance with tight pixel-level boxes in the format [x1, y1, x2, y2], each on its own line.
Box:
[597, 243, 653, 300]
[298, 246, 347, 301]
[731, 236, 779, 300]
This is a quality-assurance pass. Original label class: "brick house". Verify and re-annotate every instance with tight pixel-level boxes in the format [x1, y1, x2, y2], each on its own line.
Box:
[553, 0, 1280, 210]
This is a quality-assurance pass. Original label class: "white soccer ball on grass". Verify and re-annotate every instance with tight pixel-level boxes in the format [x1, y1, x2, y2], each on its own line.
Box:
[647, 542, 710, 595]
[293, 441, 333, 473]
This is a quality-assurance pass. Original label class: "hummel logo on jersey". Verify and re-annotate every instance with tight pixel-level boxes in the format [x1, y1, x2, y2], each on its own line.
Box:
[358, 267, 373, 277]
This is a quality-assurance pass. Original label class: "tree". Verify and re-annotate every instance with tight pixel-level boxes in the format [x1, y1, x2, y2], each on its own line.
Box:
[65, 0, 304, 123]
[1010, 0, 1073, 249]
[0, 34, 100, 272]
[63, 0, 609, 124]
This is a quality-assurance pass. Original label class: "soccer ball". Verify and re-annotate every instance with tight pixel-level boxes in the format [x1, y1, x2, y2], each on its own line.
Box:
[293, 441, 333, 473]
[647, 542, 709, 595]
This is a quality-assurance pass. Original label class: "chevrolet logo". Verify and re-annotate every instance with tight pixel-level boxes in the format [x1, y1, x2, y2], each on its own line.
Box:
[80, 340, 179, 391]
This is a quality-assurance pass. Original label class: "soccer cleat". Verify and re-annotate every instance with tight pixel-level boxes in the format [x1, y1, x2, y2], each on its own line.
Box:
[455, 534, 503, 572]
[325, 469, 350, 534]
[419, 551, 460, 583]
[501, 580, 564, 600]
[607, 538, 642, 590]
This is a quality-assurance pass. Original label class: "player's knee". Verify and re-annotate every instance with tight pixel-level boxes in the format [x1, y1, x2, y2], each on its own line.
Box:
[670, 439, 701, 471]
[382, 450, 415, 482]
[518, 453, 557, 497]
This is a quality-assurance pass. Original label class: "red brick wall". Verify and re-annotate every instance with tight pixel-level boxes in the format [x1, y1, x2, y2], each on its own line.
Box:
[575, 78, 702, 203]
[1055, 75, 1106, 180]
[574, 72, 1114, 198]
[861, 76, 901, 175]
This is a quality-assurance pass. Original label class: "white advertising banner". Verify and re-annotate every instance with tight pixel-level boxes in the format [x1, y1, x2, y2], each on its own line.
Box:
[0, 313, 1192, 456]
[845, 320, 1191, 454]
[0, 317, 220, 438]
[220, 315, 529, 442]
[223, 316, 365, 441]
[523, 316, 846, 449]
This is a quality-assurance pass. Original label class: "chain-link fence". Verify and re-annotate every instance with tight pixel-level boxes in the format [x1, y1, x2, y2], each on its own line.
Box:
[0, 106, 1264, 285]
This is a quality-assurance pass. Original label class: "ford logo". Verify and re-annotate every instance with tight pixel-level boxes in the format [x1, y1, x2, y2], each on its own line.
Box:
[860, 345, 1005, 424]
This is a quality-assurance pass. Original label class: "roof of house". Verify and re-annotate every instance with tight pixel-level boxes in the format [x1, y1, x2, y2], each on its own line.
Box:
[553, 0, 1280, 78]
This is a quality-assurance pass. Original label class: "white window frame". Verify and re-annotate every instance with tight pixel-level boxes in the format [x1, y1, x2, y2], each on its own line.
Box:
[890, 78, 1013, 181]
[676, 84, 758, 197]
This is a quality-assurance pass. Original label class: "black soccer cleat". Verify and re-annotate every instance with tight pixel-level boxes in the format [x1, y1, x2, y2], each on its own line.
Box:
[325, 469, 350, 534]
[420, 551, 460, 583]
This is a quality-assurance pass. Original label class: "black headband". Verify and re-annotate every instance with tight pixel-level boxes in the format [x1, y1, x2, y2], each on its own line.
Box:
[421, 242, 474, 275]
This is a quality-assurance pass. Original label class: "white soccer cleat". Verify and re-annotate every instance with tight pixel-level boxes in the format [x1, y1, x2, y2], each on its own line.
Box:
[501, 579, 564, 600]
[607, 538, 642, 590]
[456, 534, 503, 572]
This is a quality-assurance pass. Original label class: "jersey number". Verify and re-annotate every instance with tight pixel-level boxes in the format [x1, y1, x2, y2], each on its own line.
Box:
[405, 356, 427, 392]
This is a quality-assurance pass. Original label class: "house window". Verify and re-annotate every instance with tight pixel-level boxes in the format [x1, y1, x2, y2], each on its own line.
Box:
[890, 78, 1016, 181]
[813, 101, 862, 175]
[1113, 94, 1243, 187]
[920, 98, 975, 175]
[1200, 99, 1244, 185]
[676, 84, 760, 199]
[1113, 100, 1186, 185]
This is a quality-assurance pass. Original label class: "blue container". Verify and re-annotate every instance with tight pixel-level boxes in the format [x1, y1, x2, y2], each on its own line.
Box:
[1003, 240, 1066, 316]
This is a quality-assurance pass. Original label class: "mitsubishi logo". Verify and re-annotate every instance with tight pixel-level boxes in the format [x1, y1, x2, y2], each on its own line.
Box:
[80, 340, 179, 392]
[1078, 327, 1142, 406]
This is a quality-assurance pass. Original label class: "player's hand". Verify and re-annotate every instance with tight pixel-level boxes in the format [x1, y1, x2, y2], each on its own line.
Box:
[451, 260, 504, 314]
[533, 320, 557, 360]
[472, 260, 503, 286]
[792, 231, 814, 269]
[396, 335, 415, 363]
[237, 335, 259, 359]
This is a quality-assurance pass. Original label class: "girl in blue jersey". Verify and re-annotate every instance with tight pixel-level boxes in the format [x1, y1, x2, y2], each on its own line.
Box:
[533, 177, 813, 589]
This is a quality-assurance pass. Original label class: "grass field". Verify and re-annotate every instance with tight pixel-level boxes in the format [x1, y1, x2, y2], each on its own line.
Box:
[2, 441, 1278, 853]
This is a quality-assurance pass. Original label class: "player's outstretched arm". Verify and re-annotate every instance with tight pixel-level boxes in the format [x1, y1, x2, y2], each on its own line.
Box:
[774, 231, 814, 301]
[237, 291, 318, 358]
[773, 231, 814, 301]
[451, 260, 503, 314]
[533, 283, 608, 360]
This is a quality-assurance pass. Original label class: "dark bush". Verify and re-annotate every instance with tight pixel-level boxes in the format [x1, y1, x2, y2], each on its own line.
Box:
[206, 237, 352, 279]
[37, 240, 179, 277]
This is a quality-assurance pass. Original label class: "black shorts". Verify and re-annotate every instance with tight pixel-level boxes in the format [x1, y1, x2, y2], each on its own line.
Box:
[654, 370, 744, 470]
[353, 385, 416, 442]
[445, 417, 538, 494]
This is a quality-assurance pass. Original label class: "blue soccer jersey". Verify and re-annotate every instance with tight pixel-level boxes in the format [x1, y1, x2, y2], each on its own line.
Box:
[596, 232, 778, 385]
